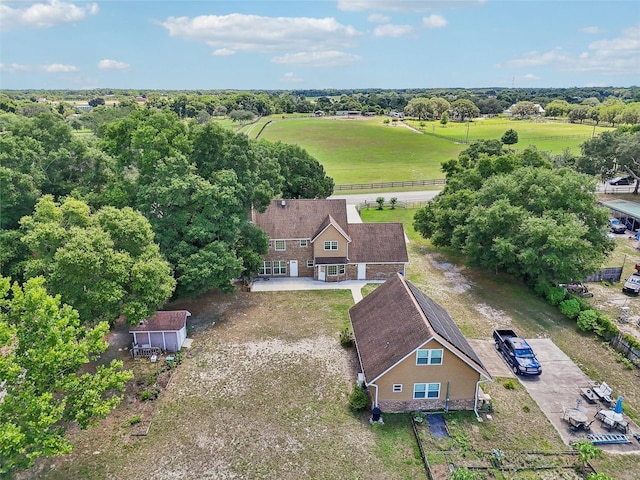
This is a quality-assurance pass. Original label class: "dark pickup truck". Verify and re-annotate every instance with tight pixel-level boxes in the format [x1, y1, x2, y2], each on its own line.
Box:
[493, 329, 542, 376]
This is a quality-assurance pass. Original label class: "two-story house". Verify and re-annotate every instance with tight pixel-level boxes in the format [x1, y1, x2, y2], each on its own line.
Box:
[349, 273, 492, 413]
[251, 199, 408, 282]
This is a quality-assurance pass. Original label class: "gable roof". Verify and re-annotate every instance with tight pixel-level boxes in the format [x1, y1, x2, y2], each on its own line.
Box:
[130, 310, 191, 333]
[348, 223, 408, 263]
[349, 274, 489, 382]
[253, 199, 349, 239]
[311, 214, 351, 243]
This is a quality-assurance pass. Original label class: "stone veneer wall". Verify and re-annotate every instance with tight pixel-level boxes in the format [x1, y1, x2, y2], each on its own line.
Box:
[377, 397, 475, 413]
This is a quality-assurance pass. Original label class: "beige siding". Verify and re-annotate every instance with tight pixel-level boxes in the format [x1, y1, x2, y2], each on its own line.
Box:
[313, 225, 348, 259]
[374, 339, 480, 408]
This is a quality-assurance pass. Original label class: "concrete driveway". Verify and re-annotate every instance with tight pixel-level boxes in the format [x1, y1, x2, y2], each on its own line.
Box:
[492, 338, 640, 450]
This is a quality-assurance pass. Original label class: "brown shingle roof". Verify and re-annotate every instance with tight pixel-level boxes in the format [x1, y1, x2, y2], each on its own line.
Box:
[348, 223, 408, 263]
[253, 199, 349, 239]
[129, 310, 190, 332]
[349, 274, 488, 382]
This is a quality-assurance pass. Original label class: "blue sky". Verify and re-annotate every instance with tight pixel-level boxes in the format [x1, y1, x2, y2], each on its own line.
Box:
[1, 0, 638, 90]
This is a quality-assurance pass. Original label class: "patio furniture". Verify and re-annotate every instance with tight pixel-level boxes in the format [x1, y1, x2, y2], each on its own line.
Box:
[590, 382, 614, 407]
[580, 387, 599, 404]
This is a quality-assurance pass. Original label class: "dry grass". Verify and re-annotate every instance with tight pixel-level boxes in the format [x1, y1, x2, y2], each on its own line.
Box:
[26, 289, 425, 480]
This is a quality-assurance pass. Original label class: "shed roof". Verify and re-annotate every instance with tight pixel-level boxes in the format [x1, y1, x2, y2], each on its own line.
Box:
[349, 274, 488, 382]
[130, 310, 191, 333]
[601, 199, 640, 221]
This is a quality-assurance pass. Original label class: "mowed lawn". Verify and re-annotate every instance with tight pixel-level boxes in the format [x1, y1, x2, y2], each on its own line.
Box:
[405, 117, 612, 154]
[258, 116, 464, 185]
[256, 116, 614, 186]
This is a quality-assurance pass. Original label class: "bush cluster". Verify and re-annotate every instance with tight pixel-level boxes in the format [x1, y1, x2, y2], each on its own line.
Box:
[541, 284, 619, 340]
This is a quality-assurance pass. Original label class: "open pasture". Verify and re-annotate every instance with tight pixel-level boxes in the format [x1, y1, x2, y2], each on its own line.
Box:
[255, 116, 612, 186]
[258, 116, 463, 185]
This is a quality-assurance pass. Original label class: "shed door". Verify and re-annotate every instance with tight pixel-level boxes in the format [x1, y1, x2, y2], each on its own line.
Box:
[290, 260, 298, 277]
[357, 263, 366, 280]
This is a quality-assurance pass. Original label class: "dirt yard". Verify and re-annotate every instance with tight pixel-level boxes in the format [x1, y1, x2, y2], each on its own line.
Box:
[26, 289, 424, 479]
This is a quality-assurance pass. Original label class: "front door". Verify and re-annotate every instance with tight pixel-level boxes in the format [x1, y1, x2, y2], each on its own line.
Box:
[318, 266, 326, 281]
[290, 260, 298, 277]
[357, 263, 366, 280]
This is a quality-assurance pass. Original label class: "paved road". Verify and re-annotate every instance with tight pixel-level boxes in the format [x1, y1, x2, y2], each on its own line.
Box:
[330, 190, 441, 205]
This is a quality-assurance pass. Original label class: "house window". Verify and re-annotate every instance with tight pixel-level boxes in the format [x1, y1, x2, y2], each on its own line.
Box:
[413, 383, 440, 399]
[323, 240, 338, 251]
[259, 262, 272, 275]
[273, 260, 287, 275]
[327, 265, 345, 276]
[392, 384, 402, 393]
[307, 260, 314, 268]
[416, 349, 443, 365]
[300, 240, 308, 247]
[275, 240, 286, 251]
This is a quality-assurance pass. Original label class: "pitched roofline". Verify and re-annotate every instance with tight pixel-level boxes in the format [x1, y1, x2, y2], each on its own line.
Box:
[311, 215, 352, 243]
[398, 275, 491, 380]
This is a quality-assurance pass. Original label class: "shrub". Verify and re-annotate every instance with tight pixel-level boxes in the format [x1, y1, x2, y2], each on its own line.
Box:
[390, 197, 398, 209]
[546, 286, 567, 306]
[559, 298, 581, 319]
[577, 309, 599, 332]
[522, 405, 530, 413]
[375, 197, 385, 210]
[339, 327, 354, 347]
[596, 313, 619, 339]
[348, 384, 369, 411]
[502, 379, 517, 390]
[128, 415, 142, 425]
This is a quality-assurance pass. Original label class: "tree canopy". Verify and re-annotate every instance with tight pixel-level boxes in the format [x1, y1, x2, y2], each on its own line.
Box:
[414, 142, 613, 288]
[19, 196, 175, 324]
[0, 276, 132, 474]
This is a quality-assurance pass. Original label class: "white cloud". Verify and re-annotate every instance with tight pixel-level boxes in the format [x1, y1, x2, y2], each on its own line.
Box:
[422, 14, 447, 29]
[98, 59, 130, 71]
[280, 72, 304, 84]
[501, 24, 640, 76]
[338, 0, 484, 12]
[520, 73, 540, 81]
[271, 50, 361, 67]
[368, 13, 390, 23]
[374, 24, 413, 37]
[159, 14, 360, 54]
[213, 48, 235, 56]
[580, 26, 602, 34]
[41, 63, 78, 73]
[0, 1, 98, 31]
[0, 63, 32, 73]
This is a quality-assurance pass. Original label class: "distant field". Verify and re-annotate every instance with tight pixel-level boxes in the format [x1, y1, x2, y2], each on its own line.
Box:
[405, 117, 612, 154]
[255, 116, 613, 186]
[258, 116, 464, 184]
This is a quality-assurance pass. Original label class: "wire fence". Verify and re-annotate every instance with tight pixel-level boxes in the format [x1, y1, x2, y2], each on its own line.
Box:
[334, 178, 445, 191]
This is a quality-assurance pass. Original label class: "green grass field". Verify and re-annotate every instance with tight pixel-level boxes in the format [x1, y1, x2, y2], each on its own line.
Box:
[254, 115, 613, 186]
[258, 116, 464, 184]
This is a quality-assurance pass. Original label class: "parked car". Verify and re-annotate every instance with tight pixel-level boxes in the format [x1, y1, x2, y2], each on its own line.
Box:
[622, 272, 640, 295]
[608, 176, 634, 186]
[609, 219, 627, 234]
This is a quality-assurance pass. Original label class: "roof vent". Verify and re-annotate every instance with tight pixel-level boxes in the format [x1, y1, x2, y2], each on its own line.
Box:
[281, 200, 286, 208]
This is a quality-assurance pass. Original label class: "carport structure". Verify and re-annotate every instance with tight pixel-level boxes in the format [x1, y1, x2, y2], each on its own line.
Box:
[601, 199, 640, 231]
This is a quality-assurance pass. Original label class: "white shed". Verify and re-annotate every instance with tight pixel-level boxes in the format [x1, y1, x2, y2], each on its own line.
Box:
[130, 310, 191, 353]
